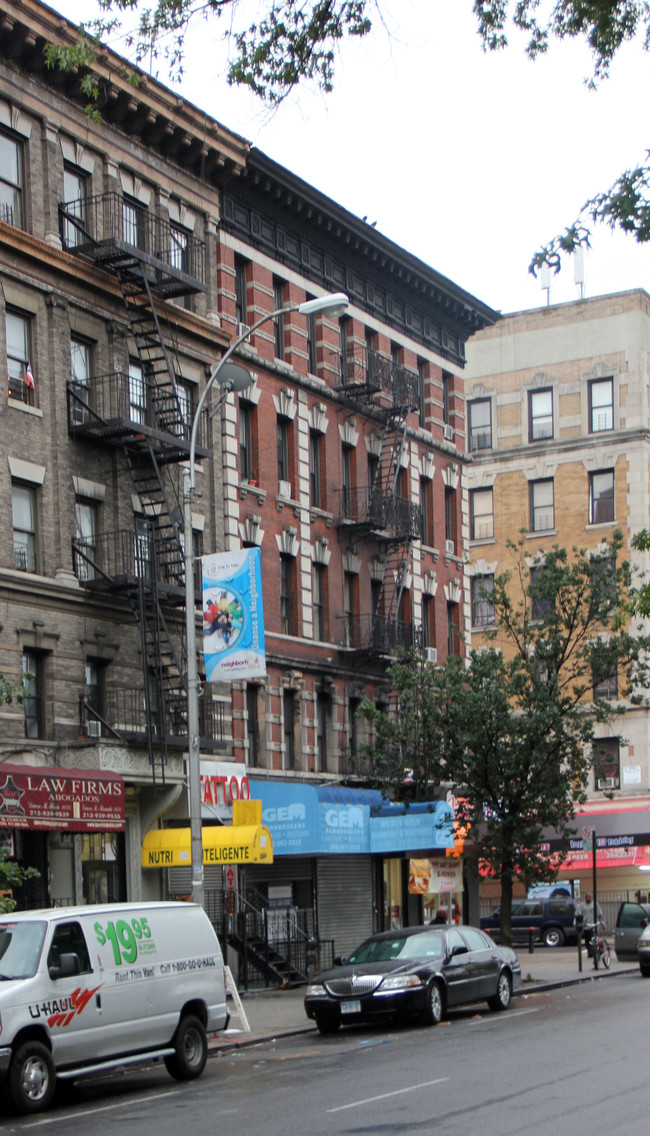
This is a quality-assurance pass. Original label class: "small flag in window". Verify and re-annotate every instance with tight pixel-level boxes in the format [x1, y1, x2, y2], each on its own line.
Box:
[25, 363, 35, 389]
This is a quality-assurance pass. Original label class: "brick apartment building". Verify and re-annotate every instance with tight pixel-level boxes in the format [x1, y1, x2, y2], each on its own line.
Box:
[0, 0, 497, 963]
[464, 290, 650, 905]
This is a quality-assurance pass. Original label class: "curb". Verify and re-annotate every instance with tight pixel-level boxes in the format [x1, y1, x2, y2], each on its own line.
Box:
[518, 966, 638, 995]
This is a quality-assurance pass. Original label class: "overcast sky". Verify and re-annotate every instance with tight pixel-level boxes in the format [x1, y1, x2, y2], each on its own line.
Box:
[49, 0, 650, 316]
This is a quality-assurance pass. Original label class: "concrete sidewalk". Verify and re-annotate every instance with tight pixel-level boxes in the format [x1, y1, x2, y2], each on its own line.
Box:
[210, 946, 640, 1053]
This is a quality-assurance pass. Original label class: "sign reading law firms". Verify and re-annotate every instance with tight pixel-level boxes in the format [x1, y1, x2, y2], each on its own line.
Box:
[0, 765, 125, 832]
[202, 548, 266, 682]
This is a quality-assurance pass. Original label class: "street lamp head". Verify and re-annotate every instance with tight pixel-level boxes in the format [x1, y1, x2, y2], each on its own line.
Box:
[297, 292, 349, 318]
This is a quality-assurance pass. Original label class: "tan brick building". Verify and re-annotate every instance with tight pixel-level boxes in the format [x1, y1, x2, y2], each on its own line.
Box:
[464, 290, 650, 902]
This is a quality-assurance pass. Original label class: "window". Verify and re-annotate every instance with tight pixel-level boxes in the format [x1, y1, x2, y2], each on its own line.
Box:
[417, 358, 426, 424]
[442, 371, 451, 425]
[246, 684, 260, 767]
[468, 398, 491, 451]
[234, 257, 248, 326]
[62, 165, 87, 249]
[339, 316, 351, 381]
[589, 470, 615, 524]
[530, 479, 554, 533]
[444, 486, 455, 551]
[23, 650, 44, 739]
[310, 431, 322, 508]
[47, 922, 92, 974]
[420, 477, 432, 545]
[70, 337, 91, 423]
[344, 571, 357, 647]
[422, 594, 434, 649]
[0, 129, 22, 227]
[594, 738, 620, 790]
[280, 555, 295, 635]
[6, 310, 35, 406]
[306, 296, 318, 374]
[313, 563, 326, 641]
[348, 696, 361, 759]
[122, 194, 146, 250]
[84, 659, 104, 721]
[529, 566, 552, 621]
[283, 689, 296, 770]
[128, 360, 146, 424]
[589, 378, 614, 433]
[169, 222, 190, 273]
[74, 499, 98, 581]
[593, 662, 618, 701]
[470, 487, 494, 541]
[134, 517, 153, 580]
[240, 401, 254, 481]
[471, 576, 495, 627]
[273, 278, 285, 359]
[528, 388, 553, 442]
[447, 602, 458, 656]
[315, 693, 328, 772]
[277, 417, 290, 489]
[341, 444, 353, 518]
[172, 376, 193, 438]
[13, 482, 37, 572]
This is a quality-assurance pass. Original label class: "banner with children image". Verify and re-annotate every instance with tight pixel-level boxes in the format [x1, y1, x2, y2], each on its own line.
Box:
[202, 548, 266, 682]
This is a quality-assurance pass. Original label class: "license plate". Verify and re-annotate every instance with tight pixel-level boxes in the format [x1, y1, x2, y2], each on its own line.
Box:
[341, 1000, 361, 1015]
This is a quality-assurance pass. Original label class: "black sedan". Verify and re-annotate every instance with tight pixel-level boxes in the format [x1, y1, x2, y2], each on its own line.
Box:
[305, 924, 521, 1034]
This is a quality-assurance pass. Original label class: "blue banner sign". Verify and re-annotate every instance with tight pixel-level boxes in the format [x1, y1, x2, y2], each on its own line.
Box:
[202, 548, 266, 682]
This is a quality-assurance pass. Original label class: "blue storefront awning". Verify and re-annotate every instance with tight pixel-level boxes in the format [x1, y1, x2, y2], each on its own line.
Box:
[248, 780, 454, 856]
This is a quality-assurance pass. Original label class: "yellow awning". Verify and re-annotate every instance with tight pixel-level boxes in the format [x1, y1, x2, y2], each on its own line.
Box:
[142, 824, 273, 868]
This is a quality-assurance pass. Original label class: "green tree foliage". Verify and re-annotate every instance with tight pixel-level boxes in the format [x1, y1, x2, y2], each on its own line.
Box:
[358, 534, 648, 945]
[0, 850, 40, 914]
[473, 2, 650, 274]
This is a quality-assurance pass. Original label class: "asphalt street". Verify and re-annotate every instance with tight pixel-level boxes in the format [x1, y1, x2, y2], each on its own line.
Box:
[3, 966, 646, 1136]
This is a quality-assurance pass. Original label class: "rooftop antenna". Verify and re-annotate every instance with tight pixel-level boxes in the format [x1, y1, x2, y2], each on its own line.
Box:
[574, 245, 585, 299]
[540, 262, 551, 307]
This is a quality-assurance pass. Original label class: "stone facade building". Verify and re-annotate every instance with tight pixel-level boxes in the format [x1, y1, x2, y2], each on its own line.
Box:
[464, 290, 650, 900]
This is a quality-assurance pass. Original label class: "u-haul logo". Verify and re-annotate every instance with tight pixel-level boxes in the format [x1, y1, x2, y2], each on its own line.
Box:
[29, 984, 103, 1028]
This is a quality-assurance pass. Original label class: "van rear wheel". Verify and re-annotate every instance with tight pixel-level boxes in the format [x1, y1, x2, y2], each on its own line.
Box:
[8, 1041, 56, 1115]
[164, 1015, 208, 1081]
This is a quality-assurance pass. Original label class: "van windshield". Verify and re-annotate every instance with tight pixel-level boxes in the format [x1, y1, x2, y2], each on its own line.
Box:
[0, 920, 46, 979]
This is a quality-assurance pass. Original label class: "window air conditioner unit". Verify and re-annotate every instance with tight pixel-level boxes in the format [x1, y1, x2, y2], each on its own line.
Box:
[445, 539, 455, 555]
[443, 424, 453, 441]
[425, 647, 438, 665]
[278, 480, 292, 498]
[597, 776, 618, 790]
[86, 719, 102, 738]
[236, 322, 250, 340]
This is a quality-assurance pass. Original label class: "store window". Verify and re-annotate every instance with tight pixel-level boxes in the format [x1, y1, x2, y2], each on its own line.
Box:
[82, 833, 126, 904]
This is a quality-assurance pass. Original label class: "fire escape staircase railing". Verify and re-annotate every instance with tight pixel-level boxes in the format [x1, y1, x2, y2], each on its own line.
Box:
[60, 193, 211, 783]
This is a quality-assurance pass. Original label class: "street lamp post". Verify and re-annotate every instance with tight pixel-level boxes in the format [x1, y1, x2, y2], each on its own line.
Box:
[183, 291, 349, 907]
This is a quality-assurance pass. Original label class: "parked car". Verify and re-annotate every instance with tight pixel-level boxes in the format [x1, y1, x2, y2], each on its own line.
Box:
[614, 900, 650, 963]
[637, 923, 650, 976]
[304, 924, 521, 1034]
[480, 896, 577, 948]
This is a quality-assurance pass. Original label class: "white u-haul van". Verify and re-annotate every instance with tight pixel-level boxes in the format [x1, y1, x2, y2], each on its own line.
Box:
[0, 902, 229, 1114]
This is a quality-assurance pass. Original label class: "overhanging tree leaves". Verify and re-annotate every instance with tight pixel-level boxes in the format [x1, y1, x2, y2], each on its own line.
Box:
[358, 533, 649, 946]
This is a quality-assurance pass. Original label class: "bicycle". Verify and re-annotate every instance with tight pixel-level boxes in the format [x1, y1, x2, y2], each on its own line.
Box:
[584, 921, 611, 970]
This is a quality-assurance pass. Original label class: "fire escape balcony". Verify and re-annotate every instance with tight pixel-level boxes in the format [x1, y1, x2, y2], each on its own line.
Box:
[335, 347, 419, 409]
[72, 530, 185, 601]
[59, 192, 206, 298]
[79, 689, 226, 751]
[67, 372, 211, 460]
[340, 615, 423, 657]
[336, 487, 422, 541]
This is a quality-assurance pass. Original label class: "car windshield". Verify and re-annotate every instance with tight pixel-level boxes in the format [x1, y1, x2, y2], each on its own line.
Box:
[0, 920, 47, 979]
[348, 931, 445, 963]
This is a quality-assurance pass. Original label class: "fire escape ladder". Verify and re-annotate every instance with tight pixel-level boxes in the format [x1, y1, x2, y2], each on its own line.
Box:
[116, 265, 187, 438]
[125, 440, 184, 587]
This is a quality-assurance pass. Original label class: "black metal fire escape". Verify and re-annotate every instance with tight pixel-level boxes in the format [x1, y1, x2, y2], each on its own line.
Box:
[60, 191, 218, 783]
[336, 345, 422, 656]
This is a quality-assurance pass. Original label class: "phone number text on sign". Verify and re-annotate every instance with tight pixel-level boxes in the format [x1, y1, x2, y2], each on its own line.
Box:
[163, 956, 218, 974]
[94, 917, 156, 966]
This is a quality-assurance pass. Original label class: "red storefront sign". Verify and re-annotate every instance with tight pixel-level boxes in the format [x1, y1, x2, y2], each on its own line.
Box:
[0, 765, 125, 832]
